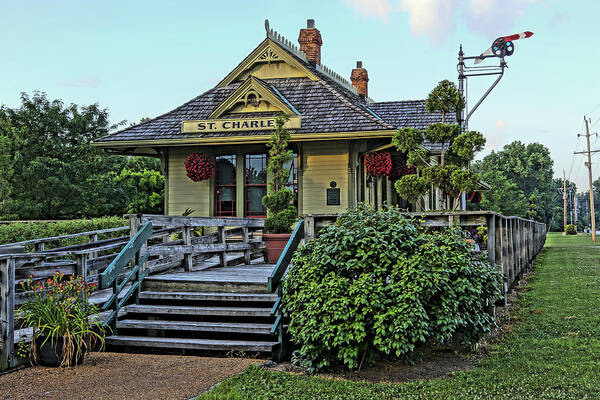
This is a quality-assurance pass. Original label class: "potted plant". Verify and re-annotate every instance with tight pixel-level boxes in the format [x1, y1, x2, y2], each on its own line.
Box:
[18, 272, 106, 367]
[262, 114, 297, 263]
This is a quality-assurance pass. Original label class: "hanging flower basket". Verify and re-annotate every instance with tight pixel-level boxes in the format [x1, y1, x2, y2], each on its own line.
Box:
[365, 151, 392, 176]
[389, 154, 416, 181]
[185, 153, 214, 182]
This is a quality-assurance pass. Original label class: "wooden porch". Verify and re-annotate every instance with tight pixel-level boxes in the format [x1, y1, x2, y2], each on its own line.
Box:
[0, 214, 300, 371]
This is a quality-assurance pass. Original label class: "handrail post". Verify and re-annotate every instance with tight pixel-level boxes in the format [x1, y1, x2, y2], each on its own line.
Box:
[76, 253, 89, 283]
[128, 214, 142, 239]
[486, 214, 496, 265]
[182, 225, 193, 272]
[111, 275, 119, 333]
[242, 227, 251, 265]
[133, 248, 141, 305]
[88, 233, 98, 259]
[218, 226, 227, 267]
[1, 257, 15, 371]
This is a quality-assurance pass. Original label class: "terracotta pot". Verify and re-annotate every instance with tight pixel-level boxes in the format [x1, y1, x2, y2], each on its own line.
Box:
[36, 336, 85, 367]
[263, 233, 291, 264]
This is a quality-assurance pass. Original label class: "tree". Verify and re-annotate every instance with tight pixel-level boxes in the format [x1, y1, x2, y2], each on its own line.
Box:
[0, 92, 163, 219]
[393, 80, 485, 210]
[472, 141, 563, 228]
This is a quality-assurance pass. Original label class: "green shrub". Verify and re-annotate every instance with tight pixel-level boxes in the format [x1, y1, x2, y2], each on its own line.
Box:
[282, 205, 503, 372]
[0, 216, 126, 248]
[565, 224, 577, 235]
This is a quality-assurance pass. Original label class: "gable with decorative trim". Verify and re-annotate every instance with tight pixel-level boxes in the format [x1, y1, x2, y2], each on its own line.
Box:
[209, 76, 298, 118]
[217, 39, 318, 87]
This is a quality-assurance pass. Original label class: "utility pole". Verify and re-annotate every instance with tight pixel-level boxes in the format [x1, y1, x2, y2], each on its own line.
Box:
[575, 116, 599, 241]
[567, 188, 573, 225]
[575, 195, 578, 223]
[563, 170, 567, 235]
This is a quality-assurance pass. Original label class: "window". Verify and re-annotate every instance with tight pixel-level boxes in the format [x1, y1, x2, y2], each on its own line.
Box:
[284, 154, 299, 209]
[215, 155, 236, 216]
[245, 154, 267, 217]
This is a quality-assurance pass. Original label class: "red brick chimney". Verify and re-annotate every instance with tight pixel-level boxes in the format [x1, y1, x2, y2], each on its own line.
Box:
[351, 61, 369, 99]
[298, 19, 322, 66]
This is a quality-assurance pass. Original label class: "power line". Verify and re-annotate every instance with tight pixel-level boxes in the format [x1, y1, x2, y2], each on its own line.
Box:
[586, 103, 600, 118]
[567, 135, 582, 180]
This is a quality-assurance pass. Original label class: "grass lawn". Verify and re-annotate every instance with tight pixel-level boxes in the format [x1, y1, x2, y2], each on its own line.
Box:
[199, 233, 600, 399]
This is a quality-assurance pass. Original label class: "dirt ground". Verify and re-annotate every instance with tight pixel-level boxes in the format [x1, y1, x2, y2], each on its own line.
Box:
[272, 349, 475, 383]
[0, 352, 263, 400]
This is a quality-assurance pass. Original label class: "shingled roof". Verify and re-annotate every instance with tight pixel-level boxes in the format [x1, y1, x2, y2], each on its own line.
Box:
[367, 100, 458, 151]
[95, 36, 451, 147]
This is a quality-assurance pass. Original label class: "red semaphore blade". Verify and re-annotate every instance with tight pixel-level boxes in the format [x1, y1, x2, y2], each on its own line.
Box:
[503, 31, 534, 41]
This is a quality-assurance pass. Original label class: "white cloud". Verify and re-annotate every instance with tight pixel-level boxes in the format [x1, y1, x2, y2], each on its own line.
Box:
[464, 0, 538, 39]
[345, 0, 395, 22]
[344, 0, 540, 45]
[399, 0, 458, 46]
[59, 76, 102, 88]
[495, 119, 507, 131]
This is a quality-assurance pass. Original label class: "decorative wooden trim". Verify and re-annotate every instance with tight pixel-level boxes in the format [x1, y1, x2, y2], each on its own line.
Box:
[217, 39, 319, 87]
[208, 76, 298, 119]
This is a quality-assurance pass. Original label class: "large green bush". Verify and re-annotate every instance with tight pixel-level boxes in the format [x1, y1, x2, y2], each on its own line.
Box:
[0, 216, 126, 248]
[565, 224, 577, 235]
[282, 205, 503, 372]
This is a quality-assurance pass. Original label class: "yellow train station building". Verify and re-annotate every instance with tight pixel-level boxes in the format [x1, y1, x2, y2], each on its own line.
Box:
[95, 20, 452, 217]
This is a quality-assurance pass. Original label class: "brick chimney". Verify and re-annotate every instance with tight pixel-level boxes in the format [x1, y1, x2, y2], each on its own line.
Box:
[350, 61, 369, 99]
[298, 19, 322, 66]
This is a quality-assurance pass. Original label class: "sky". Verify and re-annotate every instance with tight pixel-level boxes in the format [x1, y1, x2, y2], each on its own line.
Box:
[1, 0, 599, 191]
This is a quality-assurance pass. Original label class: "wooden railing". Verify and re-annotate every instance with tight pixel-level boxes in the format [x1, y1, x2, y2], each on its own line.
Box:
[268, 219, 304, 362]
[304, 211, 547, 298]
[132, 214, 265, 270]
[99, 221, 153, 330]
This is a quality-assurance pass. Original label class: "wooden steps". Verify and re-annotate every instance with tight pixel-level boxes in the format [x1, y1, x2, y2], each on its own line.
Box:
[105, 336, 279, 352]
[138, 291, 278, 302]
[123, 304, 273, 317]
[106, 261, 282, 358]
[116, 320, 274, 334]
[142, 264, 273, 294]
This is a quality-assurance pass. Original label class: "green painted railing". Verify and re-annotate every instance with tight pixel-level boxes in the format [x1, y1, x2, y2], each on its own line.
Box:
[99, 221, 152, 330]
[268, 219, 304, 361]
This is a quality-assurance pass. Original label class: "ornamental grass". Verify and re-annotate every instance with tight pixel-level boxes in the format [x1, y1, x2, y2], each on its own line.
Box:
[18, 272, 106, 367]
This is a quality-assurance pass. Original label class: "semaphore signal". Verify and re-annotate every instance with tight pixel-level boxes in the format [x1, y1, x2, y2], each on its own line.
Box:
[475, 31, 534, 64]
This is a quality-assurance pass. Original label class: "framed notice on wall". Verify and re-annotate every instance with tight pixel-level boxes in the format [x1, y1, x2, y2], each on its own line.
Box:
[327, 188, 340, 206]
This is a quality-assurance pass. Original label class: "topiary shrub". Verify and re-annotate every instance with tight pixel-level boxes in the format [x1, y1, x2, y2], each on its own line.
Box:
[565, 224, 577, 235]
[262, 114, 296, 234]
[282, 204, 503, 372]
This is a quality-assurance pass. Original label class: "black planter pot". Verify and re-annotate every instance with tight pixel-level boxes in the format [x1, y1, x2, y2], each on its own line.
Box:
[35, 336, 85, 367]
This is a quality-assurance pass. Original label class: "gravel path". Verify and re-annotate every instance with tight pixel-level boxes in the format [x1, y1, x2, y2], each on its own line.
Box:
[0, 352, 263, 400]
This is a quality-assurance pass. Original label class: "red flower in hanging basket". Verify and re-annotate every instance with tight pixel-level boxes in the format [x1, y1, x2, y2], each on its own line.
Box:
[389, 154, 416, 181]
[468, 191, 482, 203]
[365, 151, 392, 176]
[185, 153, 214, 182]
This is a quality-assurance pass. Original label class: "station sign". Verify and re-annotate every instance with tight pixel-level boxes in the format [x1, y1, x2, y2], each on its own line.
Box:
[182, 116, 301, 133]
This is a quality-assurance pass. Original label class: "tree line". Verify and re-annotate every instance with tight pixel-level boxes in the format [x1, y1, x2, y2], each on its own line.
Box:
[0, 92, 163, 220]
[472, 141, 574, 231]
